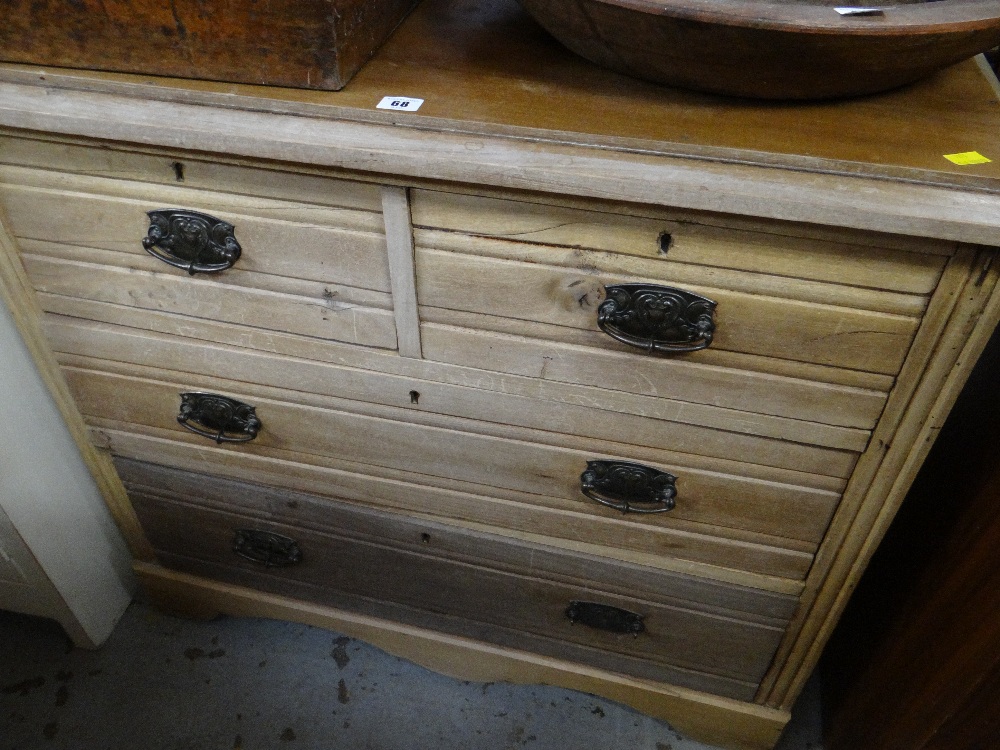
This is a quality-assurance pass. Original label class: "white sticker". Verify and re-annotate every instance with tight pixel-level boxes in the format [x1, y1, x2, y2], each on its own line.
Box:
[834, 7, 884, 15]
[376, 96, 424, 112]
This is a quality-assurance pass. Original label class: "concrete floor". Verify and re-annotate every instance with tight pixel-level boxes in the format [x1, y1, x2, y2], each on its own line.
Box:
[1, 602, 822, 750]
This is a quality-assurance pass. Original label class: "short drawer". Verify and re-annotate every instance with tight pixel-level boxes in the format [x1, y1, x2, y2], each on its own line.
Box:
[410, 188, 949, 427]
[120, 459, 795, 701]
[0, 164, 390, 290]
[415, 246, 920, 375]
[0, 162, 396, 350]
[65, 362, 832, 579]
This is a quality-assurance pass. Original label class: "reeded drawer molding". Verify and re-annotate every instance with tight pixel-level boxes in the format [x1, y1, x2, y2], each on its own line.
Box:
[24, 251, 398, 350]
[408, 188, 957, 275]
[40, 300, 872, 453]
[2, 104, 998, 745]
[415, 247, 921, 375]
[420, 324, 888, 429]
[0, 167, 391, 290]
[45, 316, 862, 479]
[0, 135, 387, 212]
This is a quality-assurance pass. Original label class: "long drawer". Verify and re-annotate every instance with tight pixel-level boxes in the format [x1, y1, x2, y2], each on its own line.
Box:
[64, 360, 827, 579]
[119, 458, 796, 701]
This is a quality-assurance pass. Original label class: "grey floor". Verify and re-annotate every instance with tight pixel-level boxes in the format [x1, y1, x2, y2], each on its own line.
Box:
[1, 602, 822, 750]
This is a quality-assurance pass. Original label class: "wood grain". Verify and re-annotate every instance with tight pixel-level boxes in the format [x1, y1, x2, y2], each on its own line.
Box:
[0, 134, 384, 211]
[0, 167, 392, 292]
[36, 293, 872, 451]
[118, 458, 798, 621]
[0, 74, 999, 246]
[62, 365, 838, 559]
[3, 0, 998, 192]
[124, 459, 789, 697]
[0, 0, 419, 90]
[410, 188, 950, 297]
[759, 247, 1000, 709]
[516, 0, 1000, 99]
[422, 324, 888, 429]
[43, 316, 860, 478]
[416, 248, 920, 374]
[101, 427, 808, 594]
[22, 253, 398, 351]
[822, 320, 1000, 750]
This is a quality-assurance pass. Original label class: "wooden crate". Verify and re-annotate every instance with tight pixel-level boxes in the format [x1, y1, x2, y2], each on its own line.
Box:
[0, 0, 419, 90]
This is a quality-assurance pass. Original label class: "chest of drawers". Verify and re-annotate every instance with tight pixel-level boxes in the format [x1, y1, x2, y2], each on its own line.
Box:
[2, 2, 1000, 748]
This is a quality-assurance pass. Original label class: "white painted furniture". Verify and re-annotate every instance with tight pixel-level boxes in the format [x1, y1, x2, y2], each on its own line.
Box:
[0, 299, 134, 647]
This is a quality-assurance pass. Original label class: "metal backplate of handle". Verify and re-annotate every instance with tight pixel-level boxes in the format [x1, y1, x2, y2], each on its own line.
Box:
[177, 392, 261, 444]
[566, 601, 645, 636]
[143, 208, 241, 274]
[580, 460, 677, 514]
[233, 529, 302, 567]
[598, 283, 716, 353]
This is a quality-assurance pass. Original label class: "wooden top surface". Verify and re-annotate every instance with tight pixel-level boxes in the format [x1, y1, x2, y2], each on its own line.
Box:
[1, 0, 999, 188]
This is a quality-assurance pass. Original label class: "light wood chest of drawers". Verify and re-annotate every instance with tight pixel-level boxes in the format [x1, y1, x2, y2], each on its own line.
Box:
[2, 2, 1000, 747]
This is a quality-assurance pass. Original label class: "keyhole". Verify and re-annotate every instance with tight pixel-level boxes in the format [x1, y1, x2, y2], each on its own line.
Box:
[409, 390, 420, 404]
[420, 533, 431, 544]
[658, 232, 673, 255]
[171, 161, 185, 182]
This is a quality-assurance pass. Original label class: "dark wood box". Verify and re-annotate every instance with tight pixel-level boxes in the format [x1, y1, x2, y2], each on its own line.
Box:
[0, 0, 420, 90]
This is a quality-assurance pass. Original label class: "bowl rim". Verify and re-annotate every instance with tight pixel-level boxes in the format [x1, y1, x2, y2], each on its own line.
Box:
[579, 0, 1000, 33]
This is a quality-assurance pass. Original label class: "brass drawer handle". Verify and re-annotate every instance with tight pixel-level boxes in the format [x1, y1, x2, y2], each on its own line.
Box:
[177, 392, 261, 444]
[143, 209, 242, 274]
[566, 601, 645, 636]
[580, 460, 677, 514]
[598, 284, 716, 353]
[233, 529, 302, 567]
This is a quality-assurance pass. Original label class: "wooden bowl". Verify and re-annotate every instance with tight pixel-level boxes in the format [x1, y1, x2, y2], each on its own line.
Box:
[516, 0, 1000, 99]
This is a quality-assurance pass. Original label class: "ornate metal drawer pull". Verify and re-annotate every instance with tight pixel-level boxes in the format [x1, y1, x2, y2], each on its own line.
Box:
[566, 601, 645, 636]
[580, 460, 677, 514]
[177, 392, 261, 444]
[233, 529, 302, 567]
[143, 209, 242, 274]
[598, 283, 716, 353]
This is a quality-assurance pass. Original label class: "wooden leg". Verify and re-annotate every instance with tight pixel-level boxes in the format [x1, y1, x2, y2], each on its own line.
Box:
[137, 565, 222, 621]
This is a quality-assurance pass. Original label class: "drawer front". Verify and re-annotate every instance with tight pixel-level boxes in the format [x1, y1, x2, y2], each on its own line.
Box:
[0, 165, 391, 290]
[420, 324, 889, 429]
[45, 316, 863, 477]
[408, 189, 952, 292]
[0, 163, 397, 350]
[410, 188, 949, 427]
[0, 135, 385, 217]
[23, 252, 397, 350]
[65, 363, 829, 579]
[415, 246, 920, 375]
[120, 459, 794, 701]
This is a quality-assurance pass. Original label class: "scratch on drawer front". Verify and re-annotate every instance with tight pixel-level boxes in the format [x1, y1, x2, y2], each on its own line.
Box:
[321, 288, 357, 312]
[975, 254, 994, 286]
[496, 222, 575, 240]
[539, 356, 553, 379]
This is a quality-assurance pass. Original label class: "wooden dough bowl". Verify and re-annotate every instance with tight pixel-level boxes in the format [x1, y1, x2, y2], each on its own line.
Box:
[516, 0, 1000, 99]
